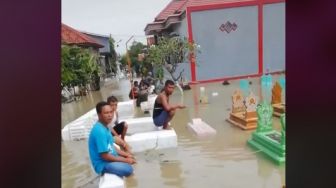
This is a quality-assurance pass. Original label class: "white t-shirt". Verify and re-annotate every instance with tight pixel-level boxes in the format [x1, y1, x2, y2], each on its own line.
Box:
[107, 111, 118, 130]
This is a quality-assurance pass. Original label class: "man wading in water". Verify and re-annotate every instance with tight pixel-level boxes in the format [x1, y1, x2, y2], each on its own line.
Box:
[152, 80, 186, 129]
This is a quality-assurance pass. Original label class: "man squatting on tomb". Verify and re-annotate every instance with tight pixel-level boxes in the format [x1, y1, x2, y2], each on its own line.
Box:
[152, 79, 186, 129]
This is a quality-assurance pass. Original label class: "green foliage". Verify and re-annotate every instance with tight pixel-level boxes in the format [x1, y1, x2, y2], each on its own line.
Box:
[120, 41, 147, 76]
[119, 54, 128, 69]
[129, 41, 147, 75]
[146, 36, 200, 81]
[108, 35, 117, 72]
[61, 45, 100, 89]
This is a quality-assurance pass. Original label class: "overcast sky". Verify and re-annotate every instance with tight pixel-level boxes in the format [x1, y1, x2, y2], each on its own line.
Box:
[62, 0, 171, 54]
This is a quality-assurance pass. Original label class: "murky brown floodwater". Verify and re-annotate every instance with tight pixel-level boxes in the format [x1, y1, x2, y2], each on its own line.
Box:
[62, 75, 285, 188]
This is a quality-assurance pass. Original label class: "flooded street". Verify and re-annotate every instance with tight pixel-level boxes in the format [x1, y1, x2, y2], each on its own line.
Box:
[62, 76, 285, 188]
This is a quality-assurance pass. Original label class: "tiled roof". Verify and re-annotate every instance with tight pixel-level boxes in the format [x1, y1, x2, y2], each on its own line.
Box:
[146, 0, 243, 35]
[61, 23, 104, 48]
[155, 0, 187, 21]
[155, 0, 240, 21]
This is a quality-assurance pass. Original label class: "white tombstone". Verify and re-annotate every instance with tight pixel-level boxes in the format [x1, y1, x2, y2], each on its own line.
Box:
[187, 118, 217, 137]
[125, 129, 177, 153]
[121, 117, 156, 134]
[99, 173, 124, 188]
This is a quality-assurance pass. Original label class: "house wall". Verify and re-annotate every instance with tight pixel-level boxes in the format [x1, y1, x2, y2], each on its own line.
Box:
[174, 17, 188, 37]
[190, 5, 259, 81]
[263, 2, 285, 72]
[171, 17, 192, 82]
[86, 34, 110, 54]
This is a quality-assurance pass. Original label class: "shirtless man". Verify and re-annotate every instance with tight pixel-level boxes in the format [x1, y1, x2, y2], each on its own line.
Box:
[152, 80, 186, 129]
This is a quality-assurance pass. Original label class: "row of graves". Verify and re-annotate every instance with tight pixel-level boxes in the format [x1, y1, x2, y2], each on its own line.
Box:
[226, 74, 286, 165]
[62, 95, 178, 188]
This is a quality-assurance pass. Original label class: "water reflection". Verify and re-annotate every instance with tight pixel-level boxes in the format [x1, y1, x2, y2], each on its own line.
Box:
[160, 161, 184, 187]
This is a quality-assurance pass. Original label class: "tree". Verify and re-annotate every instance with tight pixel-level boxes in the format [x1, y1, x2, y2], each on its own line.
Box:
[146, 36, 200, 83]
[61, 45, 101, 94]
[119, 54, 128, 70]
[119, 41, 148, 77]
[128, 41, 147, 76]
[108, 35, 117, 73]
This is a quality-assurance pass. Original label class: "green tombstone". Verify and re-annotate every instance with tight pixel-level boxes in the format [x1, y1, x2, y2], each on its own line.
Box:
[247, 101, 286, 165]
[256, 101, 273, 133]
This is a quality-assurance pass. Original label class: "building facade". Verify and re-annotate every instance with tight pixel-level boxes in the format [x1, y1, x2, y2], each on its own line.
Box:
[145, 0, 285, 83]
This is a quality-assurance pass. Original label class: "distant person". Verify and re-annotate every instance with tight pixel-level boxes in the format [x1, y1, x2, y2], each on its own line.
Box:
[129, 81, 139, 99]
[139, 79, 150, 93]
[145, 72, 154, 85]
[136, 79, 149, 106]
[152, 80, 186, 129]
[88, 101, 136, 177]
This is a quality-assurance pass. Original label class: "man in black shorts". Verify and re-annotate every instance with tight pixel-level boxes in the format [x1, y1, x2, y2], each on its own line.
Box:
[152, 80, 186, 129]
[107, 96, 131, 153]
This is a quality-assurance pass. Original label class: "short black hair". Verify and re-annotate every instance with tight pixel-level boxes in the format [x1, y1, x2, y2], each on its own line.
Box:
[165, 79, 175, 87]
[107, 96, 118, 104]
[96, 101, 109, 114]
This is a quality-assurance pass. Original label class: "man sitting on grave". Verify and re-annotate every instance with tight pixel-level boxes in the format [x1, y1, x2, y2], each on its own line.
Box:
[88, 101, 136, 177]
[107, 96, 132, 154]
[152, 79, 186, 129]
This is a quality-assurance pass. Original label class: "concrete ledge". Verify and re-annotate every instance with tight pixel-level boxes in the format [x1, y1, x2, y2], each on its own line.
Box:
[117, 100, 135, 119]
[125, 129, 177, 153]
[62, 116, 155, 141]
[62, 100, 135, 141]
[99, 173, 124, 188]
[62, 117, 95, 141]
[120, 117, 156, 134]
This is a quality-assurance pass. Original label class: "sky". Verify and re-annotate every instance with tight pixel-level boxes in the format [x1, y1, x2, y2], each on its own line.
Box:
[62, 0, 171, 55]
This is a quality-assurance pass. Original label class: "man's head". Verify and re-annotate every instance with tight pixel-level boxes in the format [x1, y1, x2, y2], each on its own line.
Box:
[107, 96, 118, 112]
[96, 101, 113, 125]
[134, 81, 139, 87]
[164, 79, 175, 95]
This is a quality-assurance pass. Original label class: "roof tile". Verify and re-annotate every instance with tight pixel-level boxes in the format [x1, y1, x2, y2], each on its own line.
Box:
[61, 23, 104, 48]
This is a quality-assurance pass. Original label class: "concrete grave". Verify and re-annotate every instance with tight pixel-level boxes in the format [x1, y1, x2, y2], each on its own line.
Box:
[247, 102, 286, 165]
[271, 81, 285, 117]
[99, 173, 124, 188]
[187, 118, 217, 137]
[62, 100, 135, 141]
[125, 129, 177, 153]
[227, 90, 258, 130]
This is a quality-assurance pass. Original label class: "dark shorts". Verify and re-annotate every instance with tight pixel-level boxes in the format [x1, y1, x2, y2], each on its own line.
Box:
[153, 111, 169, 127]
[113, 122, 126, 135]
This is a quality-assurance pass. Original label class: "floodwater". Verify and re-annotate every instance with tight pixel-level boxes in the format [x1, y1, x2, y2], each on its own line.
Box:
[62, 75, 285, 188]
